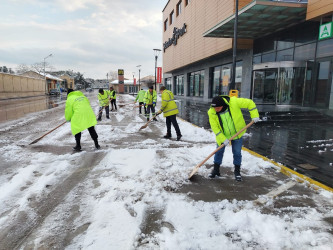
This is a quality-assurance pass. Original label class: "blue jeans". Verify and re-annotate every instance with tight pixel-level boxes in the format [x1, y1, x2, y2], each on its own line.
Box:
[214, 137, 243, 166]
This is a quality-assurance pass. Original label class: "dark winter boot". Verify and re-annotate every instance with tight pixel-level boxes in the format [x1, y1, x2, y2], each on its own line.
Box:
[153, 117, 158, 121]
[209, 163, 221, 178]
[147, 117, 149, 121]
[176, 134, 182, 141]
[94, 139, 101, 149]
[73, 134, 82, 151]
[234, 165, 242, 181]
[73, 145, 81, 151]
[164, 134, 171, 139]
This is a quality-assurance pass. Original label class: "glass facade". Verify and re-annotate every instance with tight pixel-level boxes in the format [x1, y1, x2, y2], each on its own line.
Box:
[174, 75, 184, 95]
[188, 70, 204, 97]
[252, 21, 333, 108]
[211, 62, 242, 97]
[165, 78, 172, 90]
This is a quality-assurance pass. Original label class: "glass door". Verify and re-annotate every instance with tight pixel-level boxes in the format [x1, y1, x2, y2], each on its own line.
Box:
[315, 60, 332, 107]
[253, 69, 277, 104]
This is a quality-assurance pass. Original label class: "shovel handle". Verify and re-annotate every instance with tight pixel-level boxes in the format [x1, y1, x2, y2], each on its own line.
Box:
[29, 121, 67, 145]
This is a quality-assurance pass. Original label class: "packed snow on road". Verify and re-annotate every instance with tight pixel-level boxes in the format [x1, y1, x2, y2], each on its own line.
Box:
[0, 94, 332, 249]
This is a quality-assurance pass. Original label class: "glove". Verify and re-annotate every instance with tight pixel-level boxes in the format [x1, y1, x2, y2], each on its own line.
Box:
[252, 117, 260, 123]
[153, 102, 156, 107]
[223, 139, 229, 147]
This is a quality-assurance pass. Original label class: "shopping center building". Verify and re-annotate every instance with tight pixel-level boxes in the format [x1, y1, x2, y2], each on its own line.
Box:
[162, 0, 333, 110]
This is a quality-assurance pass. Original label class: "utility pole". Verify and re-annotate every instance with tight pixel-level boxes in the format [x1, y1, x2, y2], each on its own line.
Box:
[229, 0, 239, 93]
[136, 65, 141, 90]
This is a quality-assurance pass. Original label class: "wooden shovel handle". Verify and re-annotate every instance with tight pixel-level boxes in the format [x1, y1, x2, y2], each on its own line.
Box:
[29, 121, 67, 145]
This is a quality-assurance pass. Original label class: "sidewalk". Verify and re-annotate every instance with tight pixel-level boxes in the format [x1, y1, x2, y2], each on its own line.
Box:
[0, 93, 332, 249]
[176, 98, 333, 189]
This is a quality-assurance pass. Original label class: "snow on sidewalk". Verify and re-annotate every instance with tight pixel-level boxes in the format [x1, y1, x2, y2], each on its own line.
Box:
[0, 94, 332, 249]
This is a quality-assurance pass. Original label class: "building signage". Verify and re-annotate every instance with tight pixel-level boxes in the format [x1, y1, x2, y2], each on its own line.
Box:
[156, 67, 162, 83]
[319, 22, 332, 40]
[163, 23, 187, 52]
[118, 69, 124, 84]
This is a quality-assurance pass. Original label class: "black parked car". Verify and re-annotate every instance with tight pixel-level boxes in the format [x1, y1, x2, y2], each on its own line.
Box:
[49, 89, 60, 95]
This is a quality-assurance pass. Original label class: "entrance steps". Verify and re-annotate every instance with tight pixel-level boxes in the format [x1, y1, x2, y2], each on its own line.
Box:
[246, 110, 333, 123]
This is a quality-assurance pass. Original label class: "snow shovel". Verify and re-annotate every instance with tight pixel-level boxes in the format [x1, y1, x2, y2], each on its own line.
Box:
[139, 113, 160, 130]
[29, 121, 67, 145]
[188, 120, 254, 179]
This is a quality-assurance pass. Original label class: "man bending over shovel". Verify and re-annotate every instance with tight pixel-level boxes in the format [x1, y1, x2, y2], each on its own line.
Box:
[208, 95, 259, 181]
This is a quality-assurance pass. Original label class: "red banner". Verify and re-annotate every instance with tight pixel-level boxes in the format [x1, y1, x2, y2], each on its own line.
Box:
[134, 78, 136, 85]
[157, 67, 162, 84]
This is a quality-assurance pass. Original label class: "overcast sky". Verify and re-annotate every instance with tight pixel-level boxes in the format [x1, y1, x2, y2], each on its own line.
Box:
[0, 0, 166, 79]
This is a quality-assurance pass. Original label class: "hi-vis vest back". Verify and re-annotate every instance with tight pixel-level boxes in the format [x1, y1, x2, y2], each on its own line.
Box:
[160, 89, 179, 117]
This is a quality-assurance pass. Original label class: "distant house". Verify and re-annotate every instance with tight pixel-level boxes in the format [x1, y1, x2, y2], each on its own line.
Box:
[59, 74, 75, 90]
[19, 71, 63, 93]
[109, 79, 138, 94]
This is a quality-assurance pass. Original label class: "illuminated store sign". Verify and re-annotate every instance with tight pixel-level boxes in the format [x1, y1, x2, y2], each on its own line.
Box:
[163, 23, 187, 52]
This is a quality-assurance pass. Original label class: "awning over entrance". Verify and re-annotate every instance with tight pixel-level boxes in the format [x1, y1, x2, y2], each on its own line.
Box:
[203, 0, 307, 39]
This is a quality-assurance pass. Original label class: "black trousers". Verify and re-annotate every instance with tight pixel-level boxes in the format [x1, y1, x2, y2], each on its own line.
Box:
[98, 106, 109, 120]
[166, 115, 181, 136]
[111, 99, 117, 110]
[74, 126, 98, 146]
[139, 102, 146, 114]
[145, 104, 155, 119]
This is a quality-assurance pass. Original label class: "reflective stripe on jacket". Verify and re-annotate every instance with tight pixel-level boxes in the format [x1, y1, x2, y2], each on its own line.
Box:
[65, 91, 97, 135]
[135, 90, 146, 102]
[144, 90, 157, 105]
[98, 91, 110, 106]
[160, 89, 179, 117]
[207, 96, 259, 146]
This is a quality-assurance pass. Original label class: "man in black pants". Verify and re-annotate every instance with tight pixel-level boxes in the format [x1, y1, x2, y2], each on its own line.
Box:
[157, 86, 182, 141]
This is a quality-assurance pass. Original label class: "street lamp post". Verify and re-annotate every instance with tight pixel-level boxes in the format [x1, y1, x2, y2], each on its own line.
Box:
[229, 0, 239, 92]
[153, 49, 161, 90]
[136, 65, 141, 90]
[44, 53, 52, 94]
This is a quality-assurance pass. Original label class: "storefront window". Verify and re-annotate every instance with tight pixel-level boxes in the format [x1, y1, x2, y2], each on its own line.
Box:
[276, 48, 294, 61]
[212, 66, 221, 97]
[317, 39, 333, 58]
[235, 61, 242, 93]
[253, 55, 261, 64]
[175, 75, 184, 95]
[262, 52, 276, 63]
[189, 70, 204, 97]
[294, 43, 316, 61]
[165, 78, 172, 90]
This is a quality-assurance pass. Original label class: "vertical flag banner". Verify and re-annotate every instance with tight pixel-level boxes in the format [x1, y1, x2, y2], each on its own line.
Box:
[134, 78, 136, 85]
[157, 67, 162, 83]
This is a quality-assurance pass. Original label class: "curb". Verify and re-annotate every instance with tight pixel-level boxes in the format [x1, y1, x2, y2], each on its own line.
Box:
[242, 147, 333, 193]
[177, 116, 333, 193]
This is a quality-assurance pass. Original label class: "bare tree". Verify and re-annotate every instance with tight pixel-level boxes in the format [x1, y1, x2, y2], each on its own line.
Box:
[16, 64, 30, 74]
[108, 70, 118, 81]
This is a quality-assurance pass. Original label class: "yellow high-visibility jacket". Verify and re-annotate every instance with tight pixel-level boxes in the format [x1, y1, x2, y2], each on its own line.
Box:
[98, 90, 110, 106]
[65, 91, 97, 135]
[160, 89, 179, 117]
[208, 96, 259, 146]
[144, 90, 157, 105]
[135, 90, 146, 102]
